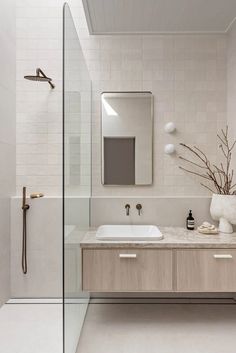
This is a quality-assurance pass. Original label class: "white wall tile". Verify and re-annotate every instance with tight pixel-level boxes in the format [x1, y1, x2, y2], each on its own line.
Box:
[227, 21, 236, 170]
[16, 0, 228, 200]
[11, 197, 62, 298]
[91, 197, 215, 228]
[0, 0, 16, 306]
[15, 0, 65, 195]
[78, 26, 227, 197]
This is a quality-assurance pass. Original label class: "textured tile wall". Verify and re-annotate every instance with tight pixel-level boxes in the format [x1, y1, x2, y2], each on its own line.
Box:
[16, 0, 227, 197]
[16, 0, 92, 197]
[227, 20, 236, 170]
[91, 196, 214, 228]
[0, 0, 16, 306]
[16, 0, 63, 196]
[11, 197, 62, 298]
[71, 3, 228, 197]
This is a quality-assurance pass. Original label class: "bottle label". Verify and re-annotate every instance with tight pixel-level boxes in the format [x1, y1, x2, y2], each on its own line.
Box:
[187, 220, 195, 229]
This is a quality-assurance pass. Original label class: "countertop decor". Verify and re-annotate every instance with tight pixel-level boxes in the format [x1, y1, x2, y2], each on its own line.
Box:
[179, 126, 236, 195]
[179, 126, 236, 233]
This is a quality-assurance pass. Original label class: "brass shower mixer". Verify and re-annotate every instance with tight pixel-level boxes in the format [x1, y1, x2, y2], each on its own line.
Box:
[21, 188, 44, 275]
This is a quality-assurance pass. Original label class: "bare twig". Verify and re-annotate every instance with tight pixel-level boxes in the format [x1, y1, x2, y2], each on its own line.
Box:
[179, 126, 236, 195]
[200, 183, 215, 193]
[179, 166, 210, 180]
[179, 156, 207, 169]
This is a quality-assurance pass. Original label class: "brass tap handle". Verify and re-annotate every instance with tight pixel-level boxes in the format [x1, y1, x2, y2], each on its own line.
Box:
[136, 203, 142, 216]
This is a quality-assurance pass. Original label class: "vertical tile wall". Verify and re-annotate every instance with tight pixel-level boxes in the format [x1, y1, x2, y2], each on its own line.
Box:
[12, 0, 92, 298]
[82, 33, 227, 196]
[16, 0, 228, 197]
[227, 20, 236, 170]
[16, 0, 92, 197]
[0, 0, 16, 306]
[16, 0, 63, 196]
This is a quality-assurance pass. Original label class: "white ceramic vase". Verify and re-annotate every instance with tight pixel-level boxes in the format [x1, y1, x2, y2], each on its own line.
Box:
[210, 194, 236, 233]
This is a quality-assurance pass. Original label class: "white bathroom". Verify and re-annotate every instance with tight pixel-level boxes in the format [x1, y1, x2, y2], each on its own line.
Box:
[0, 0, 236, 352]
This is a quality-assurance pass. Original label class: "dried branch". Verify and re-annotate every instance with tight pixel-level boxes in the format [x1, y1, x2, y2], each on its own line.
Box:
[179, 166, 211, 180]
[230, 140, 236, 152]
[200, 183, 215, 194]
[179, 126, 236, 195]
[179, 156, 207, 169]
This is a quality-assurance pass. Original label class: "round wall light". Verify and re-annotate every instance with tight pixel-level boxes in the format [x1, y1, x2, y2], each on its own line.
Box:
[164, 144, 175, 154]
[164, 122, 176, 134]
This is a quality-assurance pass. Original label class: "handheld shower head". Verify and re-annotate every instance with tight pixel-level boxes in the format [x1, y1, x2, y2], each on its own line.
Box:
[24, 68, 55, 89]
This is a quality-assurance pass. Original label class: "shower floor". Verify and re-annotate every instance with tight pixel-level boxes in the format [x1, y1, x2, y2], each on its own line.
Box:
[0, 299, 63, 353]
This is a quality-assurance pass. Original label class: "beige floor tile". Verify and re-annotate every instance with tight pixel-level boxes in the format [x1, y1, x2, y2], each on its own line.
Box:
[77, 303, 236, 353]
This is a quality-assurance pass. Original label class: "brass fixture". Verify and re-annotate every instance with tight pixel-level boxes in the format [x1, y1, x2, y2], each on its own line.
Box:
[22, 186, 30, 211]
[22, 187, 30, 274]
[24, 68, 55, 89]
[136, 203, 142, 216]
[21, 188, 44, 275]
[125, 204, 130, 216]
[30, 192, 44, 199]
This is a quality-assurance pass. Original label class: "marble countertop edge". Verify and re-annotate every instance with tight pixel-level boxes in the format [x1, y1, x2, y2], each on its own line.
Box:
[78, 227, 236, 249]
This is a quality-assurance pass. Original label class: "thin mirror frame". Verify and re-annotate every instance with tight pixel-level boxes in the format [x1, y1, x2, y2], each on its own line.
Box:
[101, 91, 154, 186]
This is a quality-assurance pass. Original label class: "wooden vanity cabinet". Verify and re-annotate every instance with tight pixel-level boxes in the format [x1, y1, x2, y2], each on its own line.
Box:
[82, 247, 236, 293]
[176, 249, 236, 292]
[82, 249, 173, 292]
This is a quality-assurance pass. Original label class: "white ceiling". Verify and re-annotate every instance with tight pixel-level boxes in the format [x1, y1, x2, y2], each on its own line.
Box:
[82, 0, 236, 34]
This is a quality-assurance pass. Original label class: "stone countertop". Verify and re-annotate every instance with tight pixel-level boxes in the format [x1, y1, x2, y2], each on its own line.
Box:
[79, 227, 236, 249]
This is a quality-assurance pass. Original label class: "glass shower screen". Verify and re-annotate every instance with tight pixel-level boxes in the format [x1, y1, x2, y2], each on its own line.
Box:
[63, 4, 91, 353]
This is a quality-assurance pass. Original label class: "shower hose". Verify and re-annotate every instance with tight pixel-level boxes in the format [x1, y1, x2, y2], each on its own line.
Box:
[22, 187, 30, 274]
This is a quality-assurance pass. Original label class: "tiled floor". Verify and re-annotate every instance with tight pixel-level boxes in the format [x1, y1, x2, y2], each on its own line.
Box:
[0, 301, 63, 353]
[77, 303, 236, 353]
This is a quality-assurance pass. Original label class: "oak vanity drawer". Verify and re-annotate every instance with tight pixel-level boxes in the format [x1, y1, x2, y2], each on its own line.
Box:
[82, 249, 173, 292]
[177, 250, 236, 292]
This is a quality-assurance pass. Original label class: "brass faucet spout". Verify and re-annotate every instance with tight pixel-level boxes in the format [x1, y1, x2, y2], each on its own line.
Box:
[125, 204, 130, 216]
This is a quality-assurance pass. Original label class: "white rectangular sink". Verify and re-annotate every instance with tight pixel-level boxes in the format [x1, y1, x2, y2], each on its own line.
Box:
[96, 225, 163, 241]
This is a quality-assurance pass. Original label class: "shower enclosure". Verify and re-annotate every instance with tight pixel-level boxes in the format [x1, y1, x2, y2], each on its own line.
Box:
[0, 3, 91, 352]
[63, 4, 92, 353]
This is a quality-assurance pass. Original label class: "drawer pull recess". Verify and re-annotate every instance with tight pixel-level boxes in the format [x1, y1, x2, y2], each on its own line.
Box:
[213, 254, 233, 259]
[119, 254, 137, 259]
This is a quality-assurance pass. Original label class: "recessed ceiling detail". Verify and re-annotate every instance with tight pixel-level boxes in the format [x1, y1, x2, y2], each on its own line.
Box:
[82, 0, 236, 34]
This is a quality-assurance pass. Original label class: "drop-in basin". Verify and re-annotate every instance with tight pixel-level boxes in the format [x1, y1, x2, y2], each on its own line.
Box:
[96, 225, 163, 241]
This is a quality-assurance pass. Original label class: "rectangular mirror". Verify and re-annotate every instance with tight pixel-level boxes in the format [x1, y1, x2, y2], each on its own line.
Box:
[101, 92, 153, 185]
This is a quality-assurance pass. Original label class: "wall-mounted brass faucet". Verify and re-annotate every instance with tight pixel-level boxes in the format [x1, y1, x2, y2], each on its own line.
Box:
[125, 204, 130, 216]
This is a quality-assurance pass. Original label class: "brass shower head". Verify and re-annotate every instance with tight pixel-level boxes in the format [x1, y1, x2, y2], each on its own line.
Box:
[24, 68, 55, 89]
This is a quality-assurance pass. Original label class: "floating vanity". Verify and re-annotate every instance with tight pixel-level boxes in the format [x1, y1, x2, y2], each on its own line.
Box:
[80, 227, 236, 293]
